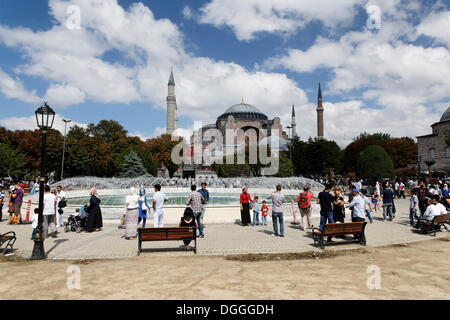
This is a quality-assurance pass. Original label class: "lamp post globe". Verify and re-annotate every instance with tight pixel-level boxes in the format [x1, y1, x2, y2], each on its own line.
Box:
[31, 102, 56, 260]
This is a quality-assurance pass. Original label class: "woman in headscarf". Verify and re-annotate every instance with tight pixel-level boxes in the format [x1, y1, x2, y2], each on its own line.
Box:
[85, 188, 103, 232]
[239, 187, 252, 226]
[124, 187, 140, 240]
[138, 188, 151, 228]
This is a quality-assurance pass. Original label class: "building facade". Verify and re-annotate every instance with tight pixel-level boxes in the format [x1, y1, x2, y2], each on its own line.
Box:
[417, 107, 450, 174]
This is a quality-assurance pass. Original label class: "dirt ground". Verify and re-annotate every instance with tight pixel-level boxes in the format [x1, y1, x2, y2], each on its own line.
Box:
[1, 237, 449, 300]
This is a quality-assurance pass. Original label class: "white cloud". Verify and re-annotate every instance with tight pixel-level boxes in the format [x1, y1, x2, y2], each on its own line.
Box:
[417, 10, 450, 46]
[45, 84, 85, 108]
[197, 0, 365, 41]
[0, 68, 41, 104]
[0, 114, 87, 134]
[182, 5, 194, 20]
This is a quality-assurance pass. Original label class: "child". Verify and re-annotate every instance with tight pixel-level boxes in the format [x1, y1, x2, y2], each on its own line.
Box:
[409, 189, 418, 226]
[31, 209, 38, 240]
[252, 196, 260, 226]
[261, 200, 269, 226]
[362, 190, 373, 223]
[372, 191, 379, 212]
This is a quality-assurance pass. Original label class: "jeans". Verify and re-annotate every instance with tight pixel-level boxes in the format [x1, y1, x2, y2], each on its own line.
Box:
[383, 203, 393, 220]
[409, 208, 418, 226]
[272, 212, 284, 236]
[319, 211, 334, 231]
[418, 201, 427, 216]
[43, 214, 56, 238]
[261, 215, 267, 225]
[194, 212, 203, 236]
[366, 209, 373, 223]
[252, 211, 260, 226]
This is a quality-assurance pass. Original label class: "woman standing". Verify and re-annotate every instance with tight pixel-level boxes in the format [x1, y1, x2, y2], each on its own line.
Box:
[85, 188, 103, 232]
[124, 187, 139, 240]
[332, 188, 345, 223]
[138, 188, 151, 228]
[239, 187, 252, 226]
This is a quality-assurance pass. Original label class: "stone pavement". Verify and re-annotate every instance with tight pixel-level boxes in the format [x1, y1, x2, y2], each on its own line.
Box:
[1, 199, 448, 259]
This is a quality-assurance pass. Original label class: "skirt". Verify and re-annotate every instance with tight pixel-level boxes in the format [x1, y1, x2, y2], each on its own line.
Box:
[125, 208, 139, 238]
[240, 203, 251, 225]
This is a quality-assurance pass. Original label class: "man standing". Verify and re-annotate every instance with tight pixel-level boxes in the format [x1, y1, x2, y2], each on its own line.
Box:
[56, 186, 66, 227]
[0, 185, 4, 222]
[187, 184, 205, 238]
[267, 185, 285, 237]
[344, 189, 366, 222]
[197, 182, 209, 230]
[12, 182, 24, 224]
[43, 185, 57, 238]
[399, 182, 405, 199]
[297, 186, 314, 230]
[317, 184, 334, 232]
[382, 183, 395, 221]
[152, 184, 168, 227]
[394, 181, 400, 198]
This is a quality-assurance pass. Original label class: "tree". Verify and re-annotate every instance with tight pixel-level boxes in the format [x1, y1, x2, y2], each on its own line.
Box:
[87, 120, 127, 143]
[0, 143, 26, 178]
[356, 145, 395, 180]
[120, 151, 148, 177]
[114, 145, 158, 176]
[145, 134, 183, 177]
[274, 155, 295, 177]
[380, 137, 417, 168]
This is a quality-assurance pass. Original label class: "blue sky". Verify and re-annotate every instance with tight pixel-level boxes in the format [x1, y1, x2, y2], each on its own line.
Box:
[0, 0, 449, 146]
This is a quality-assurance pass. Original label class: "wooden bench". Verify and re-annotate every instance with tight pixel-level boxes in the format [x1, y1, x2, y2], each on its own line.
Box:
[0, 231, 16, 254]
[416, 213, 450, 236]
[137, 227, 197, 255]
[312, 222, 367, 249]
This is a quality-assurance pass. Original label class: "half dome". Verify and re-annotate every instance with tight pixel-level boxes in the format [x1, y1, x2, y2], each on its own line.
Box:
[440, 106, 450, 123]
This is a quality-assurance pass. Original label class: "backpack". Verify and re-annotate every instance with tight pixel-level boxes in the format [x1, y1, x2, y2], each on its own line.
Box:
[298, 192, 311, 209]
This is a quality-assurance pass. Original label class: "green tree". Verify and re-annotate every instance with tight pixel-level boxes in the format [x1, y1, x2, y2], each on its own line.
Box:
[114, 145, 158, 176]
[274, 155, 295, 177]
[87, 120, 127, 143]
[121, 151, 148, 177]
[0, 143, 26, 178]
[356, 145, 395, 179]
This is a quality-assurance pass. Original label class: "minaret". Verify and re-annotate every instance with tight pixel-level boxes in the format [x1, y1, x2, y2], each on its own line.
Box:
[317, 82, 324, 139]
[291, 104, 297, 138]
[166, 68, 178, 134]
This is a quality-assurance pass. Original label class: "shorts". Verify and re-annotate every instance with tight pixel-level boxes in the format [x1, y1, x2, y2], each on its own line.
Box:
[14, 203, 22, 215]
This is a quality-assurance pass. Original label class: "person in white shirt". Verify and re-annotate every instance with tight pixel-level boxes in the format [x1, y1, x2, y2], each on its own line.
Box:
[152, 184, 168, 227]
[124, 187, 140, 240]
[344, 189, 366, 222]
[421, 195, 446, 222]
[394, 182, 399, 198]
[55, 186, 66, 227]
[42, 185, 57, 238]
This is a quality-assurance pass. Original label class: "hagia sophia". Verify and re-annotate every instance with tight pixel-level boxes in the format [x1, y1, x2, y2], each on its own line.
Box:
[163, 69, 325, 178]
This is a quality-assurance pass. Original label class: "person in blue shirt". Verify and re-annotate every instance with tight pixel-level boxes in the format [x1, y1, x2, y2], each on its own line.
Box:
[138, 188, 151, 227]
[382, 184, 395, 221]
[197, 182, 210, 228]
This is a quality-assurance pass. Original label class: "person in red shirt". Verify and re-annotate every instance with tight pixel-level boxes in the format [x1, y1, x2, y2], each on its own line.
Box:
[261, 200, 269, 226]
[297, 186, 314, 229]
[239, 187, 252, 226]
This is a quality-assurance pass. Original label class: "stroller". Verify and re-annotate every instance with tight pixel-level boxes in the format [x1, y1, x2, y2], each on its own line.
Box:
[64, 205, 88, 233]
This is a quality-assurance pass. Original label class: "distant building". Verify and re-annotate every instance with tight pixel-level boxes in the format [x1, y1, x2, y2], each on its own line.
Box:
[416, 106, 450, 174]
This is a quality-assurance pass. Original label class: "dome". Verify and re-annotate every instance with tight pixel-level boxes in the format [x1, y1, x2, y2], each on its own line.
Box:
[217, 103, 268, 121]
[440, 107, 450, 122]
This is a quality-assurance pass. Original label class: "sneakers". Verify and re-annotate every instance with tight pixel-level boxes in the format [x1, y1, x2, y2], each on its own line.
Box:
[199, 234, 204, 238]
[279, 234, 285, 237]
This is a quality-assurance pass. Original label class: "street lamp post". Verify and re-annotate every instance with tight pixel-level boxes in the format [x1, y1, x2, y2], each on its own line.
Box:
[31, 102, 55, 260]
[61, 119, 72, 181]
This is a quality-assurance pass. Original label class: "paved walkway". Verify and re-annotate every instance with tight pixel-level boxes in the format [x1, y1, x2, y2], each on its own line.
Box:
[1, 199, 448, 259]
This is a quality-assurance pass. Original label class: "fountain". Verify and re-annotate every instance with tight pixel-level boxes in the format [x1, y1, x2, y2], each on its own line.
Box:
[25, 176, 324, 221]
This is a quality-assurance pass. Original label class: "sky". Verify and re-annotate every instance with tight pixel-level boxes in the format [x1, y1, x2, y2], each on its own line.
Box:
[0, 0, 448, 147]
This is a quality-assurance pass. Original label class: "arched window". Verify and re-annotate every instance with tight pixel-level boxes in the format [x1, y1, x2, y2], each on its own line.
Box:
[430, 148, 436, 160]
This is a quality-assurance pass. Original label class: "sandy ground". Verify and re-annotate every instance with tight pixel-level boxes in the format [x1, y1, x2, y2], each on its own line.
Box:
[1, 237, 449, 300]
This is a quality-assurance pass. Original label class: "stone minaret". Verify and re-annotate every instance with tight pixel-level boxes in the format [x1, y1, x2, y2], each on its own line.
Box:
[317, 82, 324, 139]
[291, 104, 297, 138]
[166, 68, 178, 134]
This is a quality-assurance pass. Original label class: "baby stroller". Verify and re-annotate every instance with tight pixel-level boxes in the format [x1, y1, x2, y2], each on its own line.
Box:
[64, 205, 88, 233]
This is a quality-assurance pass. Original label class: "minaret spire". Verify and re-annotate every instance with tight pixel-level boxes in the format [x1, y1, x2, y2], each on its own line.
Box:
[166, 68, 177, 134]
[317, 81, 324, 139]
[291, 104, 297, 138]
